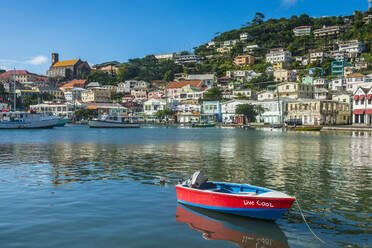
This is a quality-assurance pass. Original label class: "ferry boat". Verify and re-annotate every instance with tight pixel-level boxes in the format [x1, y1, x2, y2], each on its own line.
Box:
[0, 111, 58, 129]
[176, 171, 295, 221]
[88, 114, 140, 128]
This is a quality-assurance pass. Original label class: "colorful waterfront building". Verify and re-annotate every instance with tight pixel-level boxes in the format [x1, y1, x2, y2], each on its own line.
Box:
[352, 87, 372, 125]
[202, 101, 222, 122]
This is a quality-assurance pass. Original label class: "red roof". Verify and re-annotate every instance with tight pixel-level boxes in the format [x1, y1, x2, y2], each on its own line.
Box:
[166, 80, 202, 89]
[353, 95, 359, 100]
[0, 70, 46, 81]
[359, 95, 365, 100]
[347, 73, 365, 78]
[367, 94, 372, 100]
[59, 79, 87, 89]
[353, 109, 365, 115]
[366, 109, 372, 115]
[295, 26, 311, 29]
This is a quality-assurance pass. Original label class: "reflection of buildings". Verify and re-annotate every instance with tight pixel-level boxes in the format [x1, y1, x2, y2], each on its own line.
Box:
[176, 205, 289, 248]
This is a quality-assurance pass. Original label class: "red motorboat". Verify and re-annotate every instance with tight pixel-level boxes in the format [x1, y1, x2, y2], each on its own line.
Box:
[176, 171, 295, 221]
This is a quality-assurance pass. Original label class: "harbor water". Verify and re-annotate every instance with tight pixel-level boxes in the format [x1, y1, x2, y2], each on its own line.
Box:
[0, 125, 371, 248]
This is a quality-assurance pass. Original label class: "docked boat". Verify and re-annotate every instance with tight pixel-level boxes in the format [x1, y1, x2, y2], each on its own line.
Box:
[293, 126, 322, 131]
[175, 171, 295, 221]
[192, 122, 216, 128]
[0, 112, 58, 129]
[88, 114, 140, 128]
[55, 118, 71, 127]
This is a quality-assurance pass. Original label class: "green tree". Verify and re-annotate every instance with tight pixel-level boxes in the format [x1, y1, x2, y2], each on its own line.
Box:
[73, 109, 97, 121]
[252, 12, 265, 25]
[235, 104, 258, 122]
[203, 87, 222, 101]
[86, 70, 116, 85]
[155, 109, 174, 122]
[163, 70, 174, 82]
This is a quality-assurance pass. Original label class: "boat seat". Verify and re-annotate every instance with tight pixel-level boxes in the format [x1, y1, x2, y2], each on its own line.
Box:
[238, 191, 257, 195]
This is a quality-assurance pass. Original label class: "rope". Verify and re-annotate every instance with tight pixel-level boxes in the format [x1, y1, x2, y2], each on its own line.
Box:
[295, 198, 333, 247]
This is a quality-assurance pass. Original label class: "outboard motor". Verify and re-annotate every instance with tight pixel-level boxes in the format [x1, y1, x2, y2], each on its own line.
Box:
[189, 171, 206, 188]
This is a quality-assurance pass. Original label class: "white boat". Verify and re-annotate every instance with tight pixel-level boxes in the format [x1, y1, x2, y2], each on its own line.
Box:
[0, 112, 58, 129]
[88, 114, 140, 128]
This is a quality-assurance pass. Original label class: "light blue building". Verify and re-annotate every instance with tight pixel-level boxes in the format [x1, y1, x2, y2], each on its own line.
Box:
[202, 101, 222, 122]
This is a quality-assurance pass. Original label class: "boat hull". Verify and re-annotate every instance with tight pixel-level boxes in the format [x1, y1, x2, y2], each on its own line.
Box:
[88, 120, 140, 128]
[0, 119, 58, 129]
[294, 126, 322, 131]
[175, 185, 294, 221]
[54, 118, 70, 127]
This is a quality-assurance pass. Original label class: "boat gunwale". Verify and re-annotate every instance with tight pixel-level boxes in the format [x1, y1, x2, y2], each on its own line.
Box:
[175, 183, 295, 200]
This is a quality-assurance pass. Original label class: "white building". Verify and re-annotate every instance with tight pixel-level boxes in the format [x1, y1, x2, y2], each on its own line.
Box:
[185, 74, 216, 88]
[117, 80, 149, 93]
[293, 26, 312, 36]
[257, 90, 275, 101]
[313, 78, 328, 89]
[64, 87, 86, 102]
[221, 100, 251, 123]
[30, 102, 77, 118]
[175, 55, 202, 64]
[314, 88, 329, 100]
[232, 89, 255, 99]
[352, 87, 372, 125]
[252, 100, 289, 124]
[243, 44, 259, 53]
[338, 40, 364, 55]
[240, 32, 251, 42]
[266, 48, 292, 64]
[330, 77, 346, 91]
[226, 70, 261, 82]
[154, 53, 176, 60]
[143, 98, 167, 116]
[223, 39, 239, 47]
[330, 51, 348, 61]
[346, 73, 366, 92]
[310, 50, 328, 63]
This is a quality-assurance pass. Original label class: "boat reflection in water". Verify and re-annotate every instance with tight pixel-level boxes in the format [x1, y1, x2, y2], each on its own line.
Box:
[176, 204, 289, 248]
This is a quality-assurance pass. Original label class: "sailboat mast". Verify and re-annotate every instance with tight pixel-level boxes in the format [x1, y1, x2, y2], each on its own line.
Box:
[13, 68, 16, 112]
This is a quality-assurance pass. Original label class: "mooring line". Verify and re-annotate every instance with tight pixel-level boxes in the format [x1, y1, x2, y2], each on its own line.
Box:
[295, 198, 334, 247]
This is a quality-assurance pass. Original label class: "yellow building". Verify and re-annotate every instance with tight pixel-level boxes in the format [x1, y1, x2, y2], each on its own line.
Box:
[275, 82, 313, 99]
[233, 55, 255, 66]
[93, 61, 120, 76]
[216, 47, 232, 53]
[81, 88, 111, 103]
[287, 100, 351, 125]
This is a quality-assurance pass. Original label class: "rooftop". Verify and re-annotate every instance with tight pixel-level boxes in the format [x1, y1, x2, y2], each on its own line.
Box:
[166, 80, 202, 89]
[52, 59, 80, 67]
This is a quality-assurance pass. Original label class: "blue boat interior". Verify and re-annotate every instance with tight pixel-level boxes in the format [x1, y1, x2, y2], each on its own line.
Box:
[185, 182, 272, 195]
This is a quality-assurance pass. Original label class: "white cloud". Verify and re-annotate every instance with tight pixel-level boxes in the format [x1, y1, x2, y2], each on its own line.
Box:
[25, 55, 48, 65]
[281, 0, 298, 6]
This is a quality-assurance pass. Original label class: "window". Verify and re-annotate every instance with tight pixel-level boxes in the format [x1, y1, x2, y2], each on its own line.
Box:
[369, 99, 371, 105]
[355, 100, 358, 105]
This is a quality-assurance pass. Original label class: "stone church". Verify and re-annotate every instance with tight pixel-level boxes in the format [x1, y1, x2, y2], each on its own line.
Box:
[46, 53, 91, 80]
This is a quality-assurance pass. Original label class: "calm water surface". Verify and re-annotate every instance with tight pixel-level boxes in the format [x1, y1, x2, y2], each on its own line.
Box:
[0, 125, 371, 248]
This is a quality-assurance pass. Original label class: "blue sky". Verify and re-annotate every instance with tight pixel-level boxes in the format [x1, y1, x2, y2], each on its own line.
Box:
[0, 0, 369, 74]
